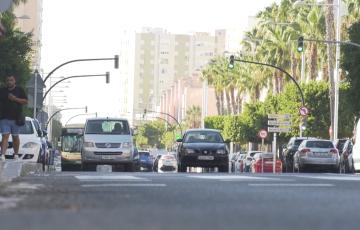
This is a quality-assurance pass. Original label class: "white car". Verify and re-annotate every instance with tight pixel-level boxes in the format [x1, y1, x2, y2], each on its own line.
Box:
[351, 120, 360, 172]
[158, 154, 178, 173]
[1, 117, 44, 162]
[234, 153, 247, 172]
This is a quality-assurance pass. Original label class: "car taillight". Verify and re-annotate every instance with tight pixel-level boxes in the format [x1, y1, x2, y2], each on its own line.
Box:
[300, 148, 310, 156]
[330, 149, 338, 155]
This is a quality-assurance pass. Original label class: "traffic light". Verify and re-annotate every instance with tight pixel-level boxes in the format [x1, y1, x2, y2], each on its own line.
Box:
[105, 72, 110, 83]
[301, 116, 307, 131]
[114, 55, 119, 69]
[85, 106, 88, 113]
[297, 36, 304, 52]
[143, 109, 147, 119]
[228, 55, 235, 69]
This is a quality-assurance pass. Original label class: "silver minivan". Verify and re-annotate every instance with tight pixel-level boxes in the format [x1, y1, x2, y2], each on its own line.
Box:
[81, 117, 135, 171]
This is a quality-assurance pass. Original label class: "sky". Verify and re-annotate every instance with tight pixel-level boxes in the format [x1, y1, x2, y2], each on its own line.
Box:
[40, 0, 280, 125]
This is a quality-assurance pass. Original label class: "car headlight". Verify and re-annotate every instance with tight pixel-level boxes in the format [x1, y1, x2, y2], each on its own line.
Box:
[22, 142, 39, 149]
[122, 142, 132, 148]
[185, 149, 195, 154]
[216, 149, 226, 154]
[83, 142, 95, 148]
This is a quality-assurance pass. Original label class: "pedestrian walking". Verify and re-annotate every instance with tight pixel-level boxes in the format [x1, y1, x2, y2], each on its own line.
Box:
[0, 75, 28, 161]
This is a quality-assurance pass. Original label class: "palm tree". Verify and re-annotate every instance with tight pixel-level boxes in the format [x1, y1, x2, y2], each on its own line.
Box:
[185, 106, 201, 129]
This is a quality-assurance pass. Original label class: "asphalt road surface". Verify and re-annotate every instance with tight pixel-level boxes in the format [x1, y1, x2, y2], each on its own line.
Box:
[1, 171, 360, 230]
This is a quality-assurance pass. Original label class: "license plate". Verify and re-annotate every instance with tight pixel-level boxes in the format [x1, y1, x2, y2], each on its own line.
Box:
[198, 156, 214, 160]
[102, 155, 114, 160]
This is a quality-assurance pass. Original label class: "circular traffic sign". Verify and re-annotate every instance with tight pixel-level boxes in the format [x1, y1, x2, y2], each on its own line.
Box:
[259, 129, 268, 139]
[299, 106, 309, 116]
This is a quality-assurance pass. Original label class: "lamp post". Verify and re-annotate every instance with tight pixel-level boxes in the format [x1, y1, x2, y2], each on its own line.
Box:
[143, 109, 183, 135]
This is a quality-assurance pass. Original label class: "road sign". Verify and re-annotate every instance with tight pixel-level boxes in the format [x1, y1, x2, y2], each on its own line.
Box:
[299, 106, 309, 116]
[258, 129, 268, 139]
[267, 114, 291, 120]
[267, 120, 292, 126]
[268, 127, 291, 133]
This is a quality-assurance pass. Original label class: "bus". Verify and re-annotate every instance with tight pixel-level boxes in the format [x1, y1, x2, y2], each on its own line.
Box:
[60, 124, 84, 171]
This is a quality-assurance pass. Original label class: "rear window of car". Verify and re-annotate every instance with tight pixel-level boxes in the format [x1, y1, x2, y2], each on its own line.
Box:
[306, 141, 334, 148]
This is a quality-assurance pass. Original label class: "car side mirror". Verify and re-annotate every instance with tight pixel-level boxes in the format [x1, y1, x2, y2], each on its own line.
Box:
[176, 138, 183, 142]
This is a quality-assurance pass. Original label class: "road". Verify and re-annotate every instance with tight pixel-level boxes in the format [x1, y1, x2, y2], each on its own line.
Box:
[1, 171, 360, 230]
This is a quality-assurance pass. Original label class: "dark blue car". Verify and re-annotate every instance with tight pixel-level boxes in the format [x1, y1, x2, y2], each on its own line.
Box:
[139, 150, 153, 171]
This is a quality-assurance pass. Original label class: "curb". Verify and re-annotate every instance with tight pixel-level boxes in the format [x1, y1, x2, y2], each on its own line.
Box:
[0, 161, 42, 183]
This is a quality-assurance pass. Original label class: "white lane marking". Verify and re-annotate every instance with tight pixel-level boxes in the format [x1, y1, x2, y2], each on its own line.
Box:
[295, 175, 360, 181]
[81, 183, 166, 187]
[188, 175, 282, 181]
[248, 183, 334, 187]
[0, 196, 24, 210]
[75, 175, 149, 181]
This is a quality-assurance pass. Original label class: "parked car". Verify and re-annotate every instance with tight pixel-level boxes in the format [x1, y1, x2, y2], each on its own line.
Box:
[234, 153, 247, 172]
[282, 137, 316, 172]
[139, 150, 153, 171]
[177, 129, 229, 172]
[243, 151, 264, 172]
[2, 117, 46, 163]
[340, 139, 354, 173]
[293, 139, 340, 172]
[157, 154, 178, 173]
[250, 152, 282, 173]
[229, 152, 241, 172]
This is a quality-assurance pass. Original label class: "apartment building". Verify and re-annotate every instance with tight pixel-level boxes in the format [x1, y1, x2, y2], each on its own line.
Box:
[117, 28, 237, 126]
[13, 0, 42, 70]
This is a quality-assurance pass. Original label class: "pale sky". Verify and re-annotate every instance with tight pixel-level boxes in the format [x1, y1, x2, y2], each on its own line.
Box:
[40, 0, 279, 124]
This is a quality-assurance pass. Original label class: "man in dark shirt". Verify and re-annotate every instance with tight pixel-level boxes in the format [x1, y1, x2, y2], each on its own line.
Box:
[0, 75, 28, 161]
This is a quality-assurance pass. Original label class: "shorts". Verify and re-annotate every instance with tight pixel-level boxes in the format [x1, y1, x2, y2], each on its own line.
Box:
[0, 119, 20, 136]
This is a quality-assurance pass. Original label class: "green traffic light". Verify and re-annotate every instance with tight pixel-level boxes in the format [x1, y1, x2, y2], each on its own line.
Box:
[228, 55, 235, 69]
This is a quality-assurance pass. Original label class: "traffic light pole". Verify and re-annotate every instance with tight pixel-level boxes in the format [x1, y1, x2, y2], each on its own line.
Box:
[229, 55, 305, 107]
[144, 109, 183, 135]
[45, 106, 87, 130]
[43, 55, 119, 84]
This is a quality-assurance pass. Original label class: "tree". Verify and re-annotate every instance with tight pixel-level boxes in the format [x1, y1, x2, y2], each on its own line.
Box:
[0, 11, 33, 87]
[342, 21, 360, 117]
[185, 105, 201, 128]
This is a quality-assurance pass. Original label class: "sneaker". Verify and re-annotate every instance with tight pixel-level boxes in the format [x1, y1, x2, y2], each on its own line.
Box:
[13, 154, 19, 160]
[0, 154, 5, 161]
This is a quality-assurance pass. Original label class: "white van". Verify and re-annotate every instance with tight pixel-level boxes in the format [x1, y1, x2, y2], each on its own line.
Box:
[1, 117, 45, 162]
[81, 117, 135, 171]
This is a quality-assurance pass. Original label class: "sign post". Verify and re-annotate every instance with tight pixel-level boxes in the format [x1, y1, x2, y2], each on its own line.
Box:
[258, 129, 268, 151]
[267, 114, 291, 173]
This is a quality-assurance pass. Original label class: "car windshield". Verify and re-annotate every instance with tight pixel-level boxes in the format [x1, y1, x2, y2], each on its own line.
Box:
[306, 141, 334, 148]
[62, 135, 82, 152]
[85, 120, 130, 135]
[19, 121, 34, 134]
[184, 131, 223, 143]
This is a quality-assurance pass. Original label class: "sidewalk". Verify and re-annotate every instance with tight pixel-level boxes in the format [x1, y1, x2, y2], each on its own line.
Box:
[0, 161, 43, 183]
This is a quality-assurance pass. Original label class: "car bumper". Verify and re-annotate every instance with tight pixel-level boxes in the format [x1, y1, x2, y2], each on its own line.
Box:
[181, 154, 228, 167]
[299, 157, 339, 167]
[82, 148, 133, 164]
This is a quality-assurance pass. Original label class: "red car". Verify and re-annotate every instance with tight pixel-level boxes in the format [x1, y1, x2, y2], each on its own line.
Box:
[251, 152, 282, 173]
